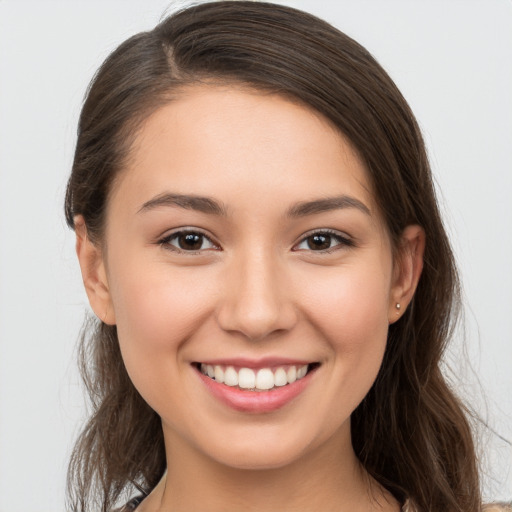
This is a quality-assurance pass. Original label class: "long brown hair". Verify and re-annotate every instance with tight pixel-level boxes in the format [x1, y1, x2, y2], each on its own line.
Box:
[65, 2, 480, 511]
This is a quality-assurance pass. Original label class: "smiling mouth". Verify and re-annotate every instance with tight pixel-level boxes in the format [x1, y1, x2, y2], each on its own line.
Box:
[194, 362, 320, 392]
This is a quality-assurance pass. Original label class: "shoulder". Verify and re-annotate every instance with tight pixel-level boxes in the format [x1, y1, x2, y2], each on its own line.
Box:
[403, 502, 512, 512]
[482, 505, 512, 512]
[111, 495, 145, 512]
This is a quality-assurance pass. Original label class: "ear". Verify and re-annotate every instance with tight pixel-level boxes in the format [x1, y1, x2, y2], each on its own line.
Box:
[75, 216, 116, 325]
[389, 225, 425, 324]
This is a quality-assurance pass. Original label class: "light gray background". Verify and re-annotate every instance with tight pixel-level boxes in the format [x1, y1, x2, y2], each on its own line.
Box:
[0, 1, 511, 510]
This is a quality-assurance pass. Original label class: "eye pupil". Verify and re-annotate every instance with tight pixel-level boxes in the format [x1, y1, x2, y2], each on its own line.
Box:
[308, 234, 331, 250]
[178, 233, 203, 250]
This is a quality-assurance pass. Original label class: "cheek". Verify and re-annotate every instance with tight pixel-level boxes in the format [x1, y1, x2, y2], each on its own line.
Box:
[300, 265, 391, 425]
[111, 253, 213, 334]
[106, 256, 216, 393]
[300, 259, 392, 403]
[303, 261, 392, 346]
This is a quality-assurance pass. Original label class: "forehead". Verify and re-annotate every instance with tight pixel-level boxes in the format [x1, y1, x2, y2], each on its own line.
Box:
[111, 85, 379, 221]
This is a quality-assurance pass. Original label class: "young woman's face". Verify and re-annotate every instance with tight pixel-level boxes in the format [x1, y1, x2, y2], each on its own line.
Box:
[88, 85, 412, 470]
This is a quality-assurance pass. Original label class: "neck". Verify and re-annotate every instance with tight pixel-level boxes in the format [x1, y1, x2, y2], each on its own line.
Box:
[140, 426, 399, 512]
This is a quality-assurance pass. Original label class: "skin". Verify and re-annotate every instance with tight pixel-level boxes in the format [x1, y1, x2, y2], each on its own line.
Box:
[76, 85, 425, 512]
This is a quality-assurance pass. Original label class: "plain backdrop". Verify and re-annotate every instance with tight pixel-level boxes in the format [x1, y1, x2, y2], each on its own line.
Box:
[0, 1, 511, 510]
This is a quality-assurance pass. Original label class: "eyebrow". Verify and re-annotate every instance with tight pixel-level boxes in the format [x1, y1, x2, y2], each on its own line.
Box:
[138, 192, 371, 218]
[138, 193, 227, 216]
[286, 195, 371, 217]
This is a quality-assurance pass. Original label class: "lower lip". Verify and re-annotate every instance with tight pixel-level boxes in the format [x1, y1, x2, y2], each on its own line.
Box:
[196, 367, 316, 413]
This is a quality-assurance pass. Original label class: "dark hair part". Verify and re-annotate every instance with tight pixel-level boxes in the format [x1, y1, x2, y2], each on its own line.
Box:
[65, 2, 480, 511]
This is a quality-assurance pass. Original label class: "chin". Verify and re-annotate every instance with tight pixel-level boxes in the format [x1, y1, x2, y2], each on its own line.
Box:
[210, 444, 307, 471]
[191, 420, 345, 472]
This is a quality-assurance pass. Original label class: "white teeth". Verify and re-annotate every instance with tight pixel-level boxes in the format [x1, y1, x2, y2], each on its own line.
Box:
[274, 367, 287, 387]
[200, 363, 312, 390]
[286, 366, 297, 384]
[297, 365, 308, 379]
[255, 368, 274, 390]
[238, 368, 256, 389]
[214, 366, 224, 383]
[224, 366, 238, 387]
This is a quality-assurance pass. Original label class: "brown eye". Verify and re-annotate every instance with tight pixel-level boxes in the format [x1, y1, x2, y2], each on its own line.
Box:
[178, 233, 204, 250]
[294, 230, 353, 253]
[161, 230, 217, 252]
[307, 234, 332, 250]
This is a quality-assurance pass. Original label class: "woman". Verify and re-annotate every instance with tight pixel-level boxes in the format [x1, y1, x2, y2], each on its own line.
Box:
[64, 2, 508, 511]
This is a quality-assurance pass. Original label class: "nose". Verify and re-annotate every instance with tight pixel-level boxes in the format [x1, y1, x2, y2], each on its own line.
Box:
[216, 251, 298, 341]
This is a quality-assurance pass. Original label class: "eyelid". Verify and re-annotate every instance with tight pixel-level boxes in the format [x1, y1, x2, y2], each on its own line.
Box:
[157, 227, 221, 254]
[156, 227, 353, 254]
[292, 228, 354, 252]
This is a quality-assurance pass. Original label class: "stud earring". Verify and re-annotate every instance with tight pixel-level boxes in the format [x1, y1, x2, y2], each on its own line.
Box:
[395, 303, 401, 311]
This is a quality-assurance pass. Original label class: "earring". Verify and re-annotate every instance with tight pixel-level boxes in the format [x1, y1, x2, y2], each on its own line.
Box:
[395, 303, 401, 311]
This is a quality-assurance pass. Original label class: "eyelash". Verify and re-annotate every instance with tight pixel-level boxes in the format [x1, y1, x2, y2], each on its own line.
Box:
[293, 229, 354, 254]
[158, 228, 354, 254]
[158, 229, 219, 254]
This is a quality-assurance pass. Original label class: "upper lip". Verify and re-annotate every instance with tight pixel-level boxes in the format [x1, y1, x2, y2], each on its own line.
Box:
[194, 357, 316, 369]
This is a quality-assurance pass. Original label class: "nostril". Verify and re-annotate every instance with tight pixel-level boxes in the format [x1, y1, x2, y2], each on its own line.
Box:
[216, 303, 298, 341]
[215, 267, 298, 340]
